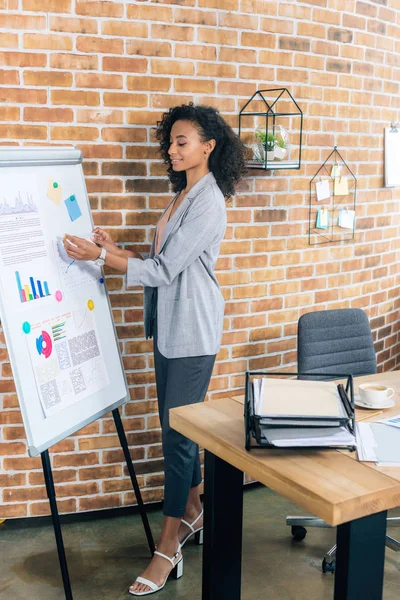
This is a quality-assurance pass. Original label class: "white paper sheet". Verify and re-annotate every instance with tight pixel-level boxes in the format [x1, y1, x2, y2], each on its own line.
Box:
[256, 378, 346, 418]
[0, 176, 61, 309]
[356, 423, 377, 462]
[377, 413, 400, 429]
[53, 236, 101, 294]
[26, 308, 109, 418]
[262, 425, 355, 447]
[356, 422, 400, 464]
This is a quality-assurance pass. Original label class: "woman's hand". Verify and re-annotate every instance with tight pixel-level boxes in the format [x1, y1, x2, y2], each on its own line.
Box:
[63, 235, 101, 262]
[91, 228, 118, 252]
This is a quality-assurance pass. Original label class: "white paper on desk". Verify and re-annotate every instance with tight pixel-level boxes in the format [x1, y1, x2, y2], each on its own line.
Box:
[356, 423, 377, 462]
[356, 422, 400, 464]
[377, 413, 400, 429]
[371, 423, 400, 464]
[257, 378, 346, 418]
[261, 426, 355, 447]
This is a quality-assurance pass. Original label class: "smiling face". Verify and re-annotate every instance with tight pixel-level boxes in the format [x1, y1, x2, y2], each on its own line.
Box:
[168, 119, 215, 174]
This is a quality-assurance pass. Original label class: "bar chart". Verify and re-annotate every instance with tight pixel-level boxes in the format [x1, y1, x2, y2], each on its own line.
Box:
[15, 270, 51, 302]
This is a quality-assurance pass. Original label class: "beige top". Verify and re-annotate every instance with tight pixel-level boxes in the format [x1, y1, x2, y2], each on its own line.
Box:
[154, 197, 176, 255]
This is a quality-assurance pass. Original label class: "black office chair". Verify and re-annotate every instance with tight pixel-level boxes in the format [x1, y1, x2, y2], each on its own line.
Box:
[286, 308, 400, 572]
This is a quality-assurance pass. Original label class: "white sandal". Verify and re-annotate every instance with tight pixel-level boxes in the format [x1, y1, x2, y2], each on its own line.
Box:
[129, 544, 183, 597]
[180, 509, 204, 547]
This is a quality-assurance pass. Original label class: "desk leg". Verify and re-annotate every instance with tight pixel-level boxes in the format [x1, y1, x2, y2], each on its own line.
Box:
[202, 451, 243, 600]
[334, 510, 387, 600]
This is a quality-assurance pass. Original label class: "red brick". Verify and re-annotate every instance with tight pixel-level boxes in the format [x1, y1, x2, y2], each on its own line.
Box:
[0, 87, 47, 104]
[50, 53, 98, 70]
[77, 109, 123, 124]
[196, 62, 237, 78]
[103, 56, 147, 73]
[103, 93, 148, 108]
[0, 106, 20, 121]
[76, 1, 123, 17]
[0, 32, 18, 48]
[0, 51, 47, 67]
[0, 124, 47, 139]
[127, 4, 173, 21]
[127, 40, 171, 57]
[23, 0, 71, 12]
[76, 36, 123, 54]
[52, 90, 99, 106]
[24, 33, 72, 51]
[76, 73, 123, 89]
[50, 16, 98, 34]
[102, 20, 148, 37]
[0, 504, 27, 517]
[51, 125, 98, 141]
[152, 24, 194, 42]
[24, 70, 72, 87]
[219, 47, 256, 63]
[0, 13, 46, 29]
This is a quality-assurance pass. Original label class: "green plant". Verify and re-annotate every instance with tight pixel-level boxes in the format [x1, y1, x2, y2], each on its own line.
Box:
[255, 129, 278, 151]
[276, 137, 286, 149]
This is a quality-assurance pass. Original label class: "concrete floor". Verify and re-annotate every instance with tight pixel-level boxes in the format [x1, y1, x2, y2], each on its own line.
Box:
[1, 485, 400, 600]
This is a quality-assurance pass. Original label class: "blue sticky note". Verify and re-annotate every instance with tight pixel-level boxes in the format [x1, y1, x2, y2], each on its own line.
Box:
[64, 195, 82, 222]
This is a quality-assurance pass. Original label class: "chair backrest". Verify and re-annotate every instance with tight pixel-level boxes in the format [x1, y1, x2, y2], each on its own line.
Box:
[297, 308, 377, 380]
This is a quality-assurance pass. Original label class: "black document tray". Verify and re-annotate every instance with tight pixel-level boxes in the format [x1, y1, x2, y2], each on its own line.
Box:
[244, 371, 356, 452]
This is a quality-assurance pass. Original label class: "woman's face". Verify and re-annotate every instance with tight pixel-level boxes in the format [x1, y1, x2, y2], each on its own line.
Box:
[168, 119, 215, 172]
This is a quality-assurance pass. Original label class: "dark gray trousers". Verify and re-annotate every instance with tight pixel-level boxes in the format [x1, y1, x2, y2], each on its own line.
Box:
[153, 322, 216, 518]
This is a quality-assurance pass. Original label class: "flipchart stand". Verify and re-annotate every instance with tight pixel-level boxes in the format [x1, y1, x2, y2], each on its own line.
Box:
[41, 408, 155, 600]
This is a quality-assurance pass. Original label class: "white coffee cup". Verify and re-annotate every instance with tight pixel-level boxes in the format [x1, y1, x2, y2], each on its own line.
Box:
[358, 383, 394, 407]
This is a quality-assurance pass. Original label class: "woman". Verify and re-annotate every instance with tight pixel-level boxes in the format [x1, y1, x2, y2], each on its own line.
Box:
[64, 103, 246, 596]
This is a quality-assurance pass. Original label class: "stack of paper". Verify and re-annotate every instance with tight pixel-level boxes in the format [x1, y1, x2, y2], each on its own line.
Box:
[262, 426, 356, 448]
[253, 378, 347, 421]
[356, 423, 377, 462]
[357, 422, 400, 465]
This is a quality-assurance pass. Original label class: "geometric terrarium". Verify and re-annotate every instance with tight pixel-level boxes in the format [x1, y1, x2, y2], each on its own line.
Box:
[238, 88, 303, 170]
[309, 147, 357, 245]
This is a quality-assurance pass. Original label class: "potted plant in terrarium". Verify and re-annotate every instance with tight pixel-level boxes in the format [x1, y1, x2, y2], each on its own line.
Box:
[253, 129, 278, 162]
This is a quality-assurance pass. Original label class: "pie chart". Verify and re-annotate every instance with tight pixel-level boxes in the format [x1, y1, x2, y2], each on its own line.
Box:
[36, 330, 52, 359]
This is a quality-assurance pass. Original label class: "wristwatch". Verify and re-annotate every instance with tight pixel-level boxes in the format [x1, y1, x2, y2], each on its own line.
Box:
[95, 247, 106, 267]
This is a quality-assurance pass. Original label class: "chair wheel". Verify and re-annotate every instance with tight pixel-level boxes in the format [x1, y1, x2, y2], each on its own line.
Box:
[291, 525, 307, 541]
[322, 558, 336, 573]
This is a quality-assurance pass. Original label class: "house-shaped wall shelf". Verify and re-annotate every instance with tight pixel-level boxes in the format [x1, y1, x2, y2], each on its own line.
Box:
[238, 88, 303, 171]
[309, 147, 357, 245]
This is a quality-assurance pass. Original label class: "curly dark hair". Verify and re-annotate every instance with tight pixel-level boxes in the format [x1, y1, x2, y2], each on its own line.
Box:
[155, 102, 247, 199]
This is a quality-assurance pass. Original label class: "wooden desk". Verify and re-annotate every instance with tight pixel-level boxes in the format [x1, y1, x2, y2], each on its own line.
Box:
[170, 371, 400, 600]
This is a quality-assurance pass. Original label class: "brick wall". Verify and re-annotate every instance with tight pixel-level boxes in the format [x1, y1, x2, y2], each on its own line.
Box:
[1, 0, 400, 518]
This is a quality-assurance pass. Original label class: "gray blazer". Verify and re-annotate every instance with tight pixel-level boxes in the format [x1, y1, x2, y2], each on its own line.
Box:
[127, 172, 226, 359]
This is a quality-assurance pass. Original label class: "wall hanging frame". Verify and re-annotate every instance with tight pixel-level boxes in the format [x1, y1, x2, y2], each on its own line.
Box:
[238, 88, 303, 171]
[384, 121, 400, 187]
[309, 147, 357, 246]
